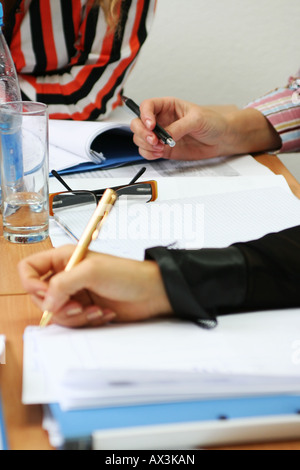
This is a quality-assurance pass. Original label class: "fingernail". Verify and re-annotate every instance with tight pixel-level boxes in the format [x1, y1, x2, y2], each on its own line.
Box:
[37, 290, 46, 299]
[153, 152, 164, 158]
[87, 309, 103, 321]
[103, 312, 117, 322]
[42, 296, 55, 313]
[66, 307, 83, 316]
[145, 119, 152, 129]
[153, 143, 164, 150]
[146, 135, 155, 145]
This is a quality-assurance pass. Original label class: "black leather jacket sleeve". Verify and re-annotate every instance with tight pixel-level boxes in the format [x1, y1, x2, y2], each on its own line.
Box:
[145, 225, 300, 328]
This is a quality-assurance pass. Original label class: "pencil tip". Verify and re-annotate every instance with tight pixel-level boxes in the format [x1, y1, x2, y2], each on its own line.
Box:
[39, 310, 52, 328]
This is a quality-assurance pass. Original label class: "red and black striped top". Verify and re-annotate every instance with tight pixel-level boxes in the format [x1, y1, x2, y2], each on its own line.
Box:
[6, 0, 156, 120]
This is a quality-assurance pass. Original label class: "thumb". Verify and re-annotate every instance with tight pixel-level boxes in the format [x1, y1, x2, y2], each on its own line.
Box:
[164, 114, 198, 142]
[139, 98, 169, 131]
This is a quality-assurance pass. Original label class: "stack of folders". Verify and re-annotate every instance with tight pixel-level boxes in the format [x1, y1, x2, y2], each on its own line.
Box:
[0, 338, 7, 450]
[23, 312, 300, 449]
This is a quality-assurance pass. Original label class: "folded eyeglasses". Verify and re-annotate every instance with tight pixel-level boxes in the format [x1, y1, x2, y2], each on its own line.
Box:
[49, 168, 158, 217]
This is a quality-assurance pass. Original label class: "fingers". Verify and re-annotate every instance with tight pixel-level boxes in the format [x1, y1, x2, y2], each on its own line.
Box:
[41, 257, 99, 314]
[19, 244, 173, 329]
[131, 117, 165, 160]
[130, 97, 176, 160]
[132, 114, 196, 161]
[19, 248, 118, 328]
[18, 245, 75, 297]
[50, 302, 117, 328]
[19, 246, 128, 326]
[139, 97, 167, 129]
[130, 97, 201, 160]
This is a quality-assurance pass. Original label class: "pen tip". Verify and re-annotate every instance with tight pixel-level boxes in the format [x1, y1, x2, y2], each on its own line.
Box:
[166, 137, 176, 148]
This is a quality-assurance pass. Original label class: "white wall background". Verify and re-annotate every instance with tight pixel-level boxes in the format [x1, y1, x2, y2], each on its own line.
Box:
[123, 0, 300, 181]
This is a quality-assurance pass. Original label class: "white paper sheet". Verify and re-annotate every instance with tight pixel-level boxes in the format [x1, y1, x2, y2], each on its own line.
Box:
[22, 309, 300, 409]
[0, 336, 5, 365]
[49, 176, 300, 260]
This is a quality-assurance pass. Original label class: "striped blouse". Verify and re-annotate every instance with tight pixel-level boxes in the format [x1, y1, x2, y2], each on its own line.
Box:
[246, 70, 300, 153]
[6, 0, 156, 120]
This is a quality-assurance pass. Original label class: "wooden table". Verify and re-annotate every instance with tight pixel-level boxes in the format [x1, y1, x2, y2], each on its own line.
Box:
[0, 155, 300, 450]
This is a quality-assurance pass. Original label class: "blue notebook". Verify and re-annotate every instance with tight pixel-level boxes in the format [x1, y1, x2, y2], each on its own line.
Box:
[47, 395, 300, 449]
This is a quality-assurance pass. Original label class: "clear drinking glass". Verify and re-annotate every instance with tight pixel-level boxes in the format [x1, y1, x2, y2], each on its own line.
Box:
[0, 101, 49, 243]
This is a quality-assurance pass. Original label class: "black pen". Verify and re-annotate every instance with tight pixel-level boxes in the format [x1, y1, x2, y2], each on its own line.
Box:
[122, 96, 176, 148]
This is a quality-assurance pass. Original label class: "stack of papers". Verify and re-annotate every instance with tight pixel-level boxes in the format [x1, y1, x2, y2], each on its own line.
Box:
[23, 310, 300, 410]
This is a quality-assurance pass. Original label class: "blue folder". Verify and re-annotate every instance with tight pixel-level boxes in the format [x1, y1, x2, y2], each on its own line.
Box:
[47, 394, 300, 449]
[56, 155, 145, 176]
[0, 392, 8, 450]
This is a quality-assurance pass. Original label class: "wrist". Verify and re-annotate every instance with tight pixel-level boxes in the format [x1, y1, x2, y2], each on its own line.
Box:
[225, 108, 282, 155]
[144, 260, 173, 317]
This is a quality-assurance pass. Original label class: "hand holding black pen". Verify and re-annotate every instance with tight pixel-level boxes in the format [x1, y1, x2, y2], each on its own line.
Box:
[122, 96, 176, 148]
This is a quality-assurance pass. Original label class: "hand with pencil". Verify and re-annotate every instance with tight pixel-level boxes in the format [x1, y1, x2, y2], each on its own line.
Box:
[130, 97, 281, 161]
[18, 245, 173, 328]
[18, 186, 172, 328]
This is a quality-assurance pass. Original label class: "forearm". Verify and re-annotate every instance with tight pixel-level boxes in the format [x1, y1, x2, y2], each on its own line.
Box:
[224, 108, 282, 155]
[213, 75, 300, 155]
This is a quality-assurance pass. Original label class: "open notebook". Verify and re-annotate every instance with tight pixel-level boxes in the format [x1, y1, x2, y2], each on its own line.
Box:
[49, 119, 143, 175]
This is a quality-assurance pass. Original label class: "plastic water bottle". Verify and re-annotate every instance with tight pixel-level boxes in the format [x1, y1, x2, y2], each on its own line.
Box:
[0, 2, 22, 206]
